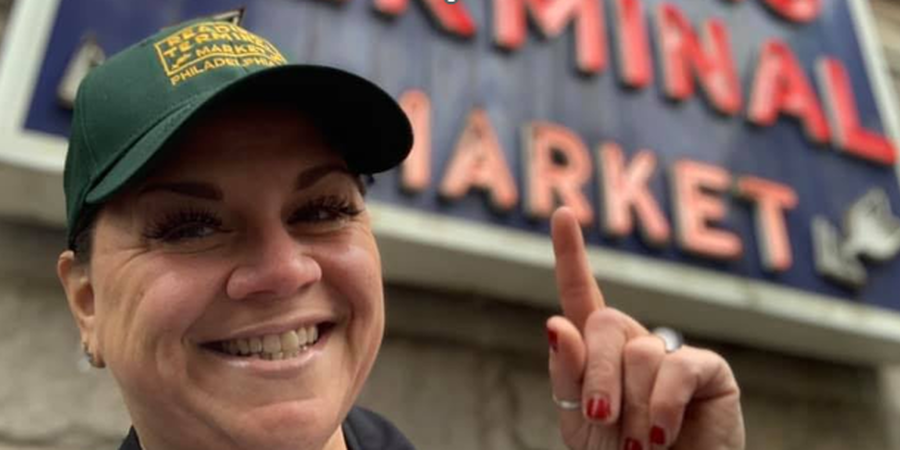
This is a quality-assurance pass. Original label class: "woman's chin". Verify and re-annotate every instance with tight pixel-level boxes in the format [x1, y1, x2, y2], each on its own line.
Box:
[229, 399, 343, 450]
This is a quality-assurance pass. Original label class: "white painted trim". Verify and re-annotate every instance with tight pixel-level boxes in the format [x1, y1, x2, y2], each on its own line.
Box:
[0, 0, 65, 172]
[848, 0, 900, 181]
[370, 203, 900, 364]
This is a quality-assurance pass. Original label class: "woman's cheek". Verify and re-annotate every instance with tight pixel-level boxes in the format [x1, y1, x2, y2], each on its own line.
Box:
[112, 260, 223, 354]
[318, 236, 384, 326]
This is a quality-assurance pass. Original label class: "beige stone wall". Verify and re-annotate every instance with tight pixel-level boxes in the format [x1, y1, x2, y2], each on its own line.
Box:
[0, 214, 895, 450]
[869, 2, 900, 450]
[2, 0, 900, 449]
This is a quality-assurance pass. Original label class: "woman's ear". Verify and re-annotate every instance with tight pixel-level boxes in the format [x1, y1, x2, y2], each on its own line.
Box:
[57, 250, 104, 368]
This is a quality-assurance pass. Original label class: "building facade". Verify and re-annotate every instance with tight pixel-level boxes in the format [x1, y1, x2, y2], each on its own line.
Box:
[2, 0, 900, 449]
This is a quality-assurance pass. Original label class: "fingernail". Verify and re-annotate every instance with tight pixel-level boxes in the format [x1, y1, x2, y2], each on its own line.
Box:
[585, 395, 610, 421]
[547, 327, 558, 352]
[624, 438, 643, 450]
[650, 426, 666, 445]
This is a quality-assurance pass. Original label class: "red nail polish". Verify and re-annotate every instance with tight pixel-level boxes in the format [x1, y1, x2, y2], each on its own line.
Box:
[650, 426, 666, 445]
[624, 438, 643, 450]
[547, 328, 558, 352]
[586, 395, 610, 420]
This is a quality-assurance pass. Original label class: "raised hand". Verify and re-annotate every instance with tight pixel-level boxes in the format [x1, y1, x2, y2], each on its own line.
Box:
[546, 207, 745, 450]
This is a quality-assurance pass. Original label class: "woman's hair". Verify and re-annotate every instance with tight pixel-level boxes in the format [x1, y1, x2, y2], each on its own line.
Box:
[71, 210, 97, 265]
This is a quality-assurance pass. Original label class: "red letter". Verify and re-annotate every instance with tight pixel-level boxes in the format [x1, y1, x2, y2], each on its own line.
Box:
[523, 122, 594, 225]
[375, 0, 476, 37]
[494, 0, 606, 74]
[818, 58, 897, 165]
[762, 0, 820, 23]
[656, 3, 741, 115]
[598, 143, 670, 245]
[748, 39, 830, 144]
[439, 109, 519, 211]
[613, 0, 652, 88]
[737, 176, 798, 272]
[398, 90, 431, 192]
[671, 160, 743, 260]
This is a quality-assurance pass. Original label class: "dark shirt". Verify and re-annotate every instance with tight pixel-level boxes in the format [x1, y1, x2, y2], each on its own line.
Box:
[117, 407, 416, 450]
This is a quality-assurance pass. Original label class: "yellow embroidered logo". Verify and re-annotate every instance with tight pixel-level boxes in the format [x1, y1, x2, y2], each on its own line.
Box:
[154, 22, 288, 86]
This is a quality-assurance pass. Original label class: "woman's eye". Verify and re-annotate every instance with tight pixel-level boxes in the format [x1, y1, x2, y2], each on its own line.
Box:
[161, 223, 219, 242]
[143, 209, 224, 243]
[289, 196, 362, 224]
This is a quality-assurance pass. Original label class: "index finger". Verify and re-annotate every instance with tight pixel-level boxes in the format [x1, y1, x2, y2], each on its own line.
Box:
[551, 206, 606, 331]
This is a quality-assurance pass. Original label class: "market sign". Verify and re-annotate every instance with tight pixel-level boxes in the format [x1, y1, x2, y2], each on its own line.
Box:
[3, 0, 900, 361]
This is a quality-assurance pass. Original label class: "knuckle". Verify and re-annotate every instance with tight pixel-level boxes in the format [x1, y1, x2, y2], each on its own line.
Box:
[585, 307, 625, 332]
[651, 395, 687, 420]
[668, 352, 703, 383]
[585, 354, 618, 381]
[561, 282, 594, 300]
[623, 337, 662, 368]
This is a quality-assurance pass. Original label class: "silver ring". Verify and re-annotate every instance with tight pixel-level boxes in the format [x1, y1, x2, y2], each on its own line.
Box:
[652, 327, 684, 353]
[552, 393, 582, 411]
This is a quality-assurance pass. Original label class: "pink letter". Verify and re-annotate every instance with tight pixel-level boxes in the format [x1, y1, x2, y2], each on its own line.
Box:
[598, 143, 670, 245]
[375, 0, 476, 37]
[748, 39, 830, 144]
[399, 90, 431, 193]
[523, 122, 594, 225]
[671, 160, 743, 260]
[656, 3, 742, 115]
[494, 0, 606, 74]
[613, 0, 652, 88]
[439, 109, 519, 211]
[762, 0, 821, 23]
[737, 176, 798, 272]
[818, 58, 897, 165]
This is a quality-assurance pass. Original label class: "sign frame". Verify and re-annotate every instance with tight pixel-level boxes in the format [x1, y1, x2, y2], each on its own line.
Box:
[3, 0, 900, 363]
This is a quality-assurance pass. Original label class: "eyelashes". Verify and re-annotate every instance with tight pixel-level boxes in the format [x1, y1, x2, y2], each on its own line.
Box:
[142, 207, 222, 243]
[142, 195, 363, 244]
[286, 195, 363, 224]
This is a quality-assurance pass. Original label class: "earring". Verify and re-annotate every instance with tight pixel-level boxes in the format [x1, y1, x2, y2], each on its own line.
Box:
[82, 342, 104, 368]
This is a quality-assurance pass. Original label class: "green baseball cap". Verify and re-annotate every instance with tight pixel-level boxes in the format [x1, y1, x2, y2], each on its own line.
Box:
[64, 16, 413, 249]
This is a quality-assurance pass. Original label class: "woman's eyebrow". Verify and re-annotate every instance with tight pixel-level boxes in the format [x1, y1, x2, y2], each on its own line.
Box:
[138, 181, 222, 200]
[294, 164, 364, 193]
[137, 164, 362, 201]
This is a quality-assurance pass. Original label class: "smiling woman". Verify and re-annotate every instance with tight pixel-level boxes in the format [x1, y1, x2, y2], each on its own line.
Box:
[73, 105, 384, 450]
[55, 14, 744, 450]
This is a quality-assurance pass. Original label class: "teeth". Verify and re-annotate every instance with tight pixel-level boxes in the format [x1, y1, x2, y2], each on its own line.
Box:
[263, 334, 281, 353]
[249, 337, 262, 353]
[216, 325, 322, 359]
[297, 328, 308, 347]
[281, 331, 300, 351]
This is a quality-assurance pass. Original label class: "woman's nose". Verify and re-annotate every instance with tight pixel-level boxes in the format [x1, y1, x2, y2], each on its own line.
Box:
[225, 228, 323, 301]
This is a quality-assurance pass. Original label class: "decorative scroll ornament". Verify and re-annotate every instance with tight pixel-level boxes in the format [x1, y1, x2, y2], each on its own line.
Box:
[812, 189, 900, 288]
[208, 8, 245, 26]
[57, 33, 106, 109]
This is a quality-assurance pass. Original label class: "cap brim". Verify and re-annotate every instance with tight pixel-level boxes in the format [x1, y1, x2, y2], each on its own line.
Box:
[85, 65, 413, 204]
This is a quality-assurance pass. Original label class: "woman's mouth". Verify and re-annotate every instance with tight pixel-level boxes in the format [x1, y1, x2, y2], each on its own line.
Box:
[205, 322, 335, 360]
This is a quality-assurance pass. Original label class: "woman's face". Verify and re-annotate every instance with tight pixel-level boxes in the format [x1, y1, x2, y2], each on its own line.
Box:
[62, 104, 384, 450]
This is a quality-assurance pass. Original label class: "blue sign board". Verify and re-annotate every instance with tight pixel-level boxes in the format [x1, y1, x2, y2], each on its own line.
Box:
[20, 0, 900, 310]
